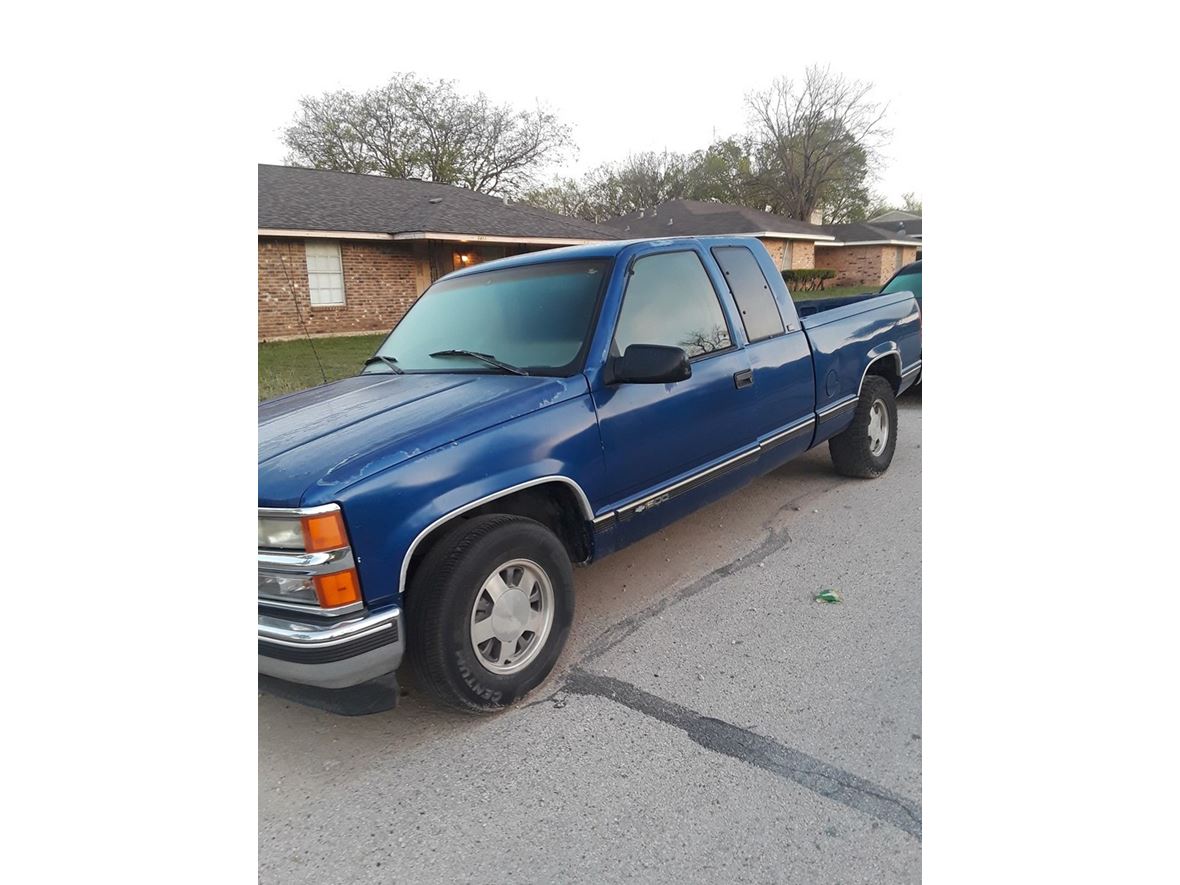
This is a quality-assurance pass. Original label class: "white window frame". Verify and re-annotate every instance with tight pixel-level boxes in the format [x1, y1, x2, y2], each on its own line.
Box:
[304, 240, 346, 307]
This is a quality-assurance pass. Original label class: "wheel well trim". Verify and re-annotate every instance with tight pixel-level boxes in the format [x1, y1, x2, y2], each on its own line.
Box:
[397, 475, 595, 597]
[858, 347, 903, 396]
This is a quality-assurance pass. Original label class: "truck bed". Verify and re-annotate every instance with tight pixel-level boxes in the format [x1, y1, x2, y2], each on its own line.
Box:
[793, 291, 880, 318]
[798, 290, 922, 425]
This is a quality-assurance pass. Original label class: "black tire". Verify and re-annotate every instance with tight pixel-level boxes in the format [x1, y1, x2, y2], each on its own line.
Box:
[405, 514, 574, 713]
[828, 375, 898, 478]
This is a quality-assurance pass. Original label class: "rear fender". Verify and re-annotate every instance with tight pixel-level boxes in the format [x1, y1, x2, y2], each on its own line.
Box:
[860, 346, 902, 395]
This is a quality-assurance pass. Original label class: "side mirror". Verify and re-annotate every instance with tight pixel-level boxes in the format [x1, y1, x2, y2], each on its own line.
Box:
[607, 344, 692, 384]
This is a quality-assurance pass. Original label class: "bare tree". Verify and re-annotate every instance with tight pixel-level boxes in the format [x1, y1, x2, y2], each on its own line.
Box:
[866, 190, 923, 220]
[746, 66, 890, 221]
[517, 176, 601, 220]
[522, 147, 748, 222]
[678, 325, 732, 357]
[900, 192, 923, 214]
[283, 73, 573, 198]
[603, 151, 695, 212]
[520, 151, 690, 221]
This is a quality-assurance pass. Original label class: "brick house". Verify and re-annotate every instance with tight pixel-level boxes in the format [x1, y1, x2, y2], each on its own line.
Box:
[816, 222, 921, 287]
[604, 200, 920, 288]
[605, 200, 836, 273]
[258, 165, 619, 341]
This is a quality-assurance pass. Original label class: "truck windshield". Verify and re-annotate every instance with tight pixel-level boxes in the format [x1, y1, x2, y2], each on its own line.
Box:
[367, 258, 611, 376]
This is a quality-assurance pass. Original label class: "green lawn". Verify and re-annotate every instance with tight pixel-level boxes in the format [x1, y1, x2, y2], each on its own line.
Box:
[259, 334, 387, 401]
[789, 285, 877, 301]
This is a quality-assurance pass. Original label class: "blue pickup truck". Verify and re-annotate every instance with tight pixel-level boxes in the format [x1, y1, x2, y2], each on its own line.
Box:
[258, 236, 922, 714]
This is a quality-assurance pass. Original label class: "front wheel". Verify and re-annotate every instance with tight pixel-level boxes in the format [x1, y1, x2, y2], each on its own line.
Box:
[828, 375, 899, 478]
[405, 515, 574, 713]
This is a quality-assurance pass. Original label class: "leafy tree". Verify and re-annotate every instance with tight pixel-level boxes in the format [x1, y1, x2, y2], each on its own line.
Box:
[814, 144, 872, 222]
[283, 73, 573, 198]
[683, 138, 756, 205]
[745, 65, 889, 221]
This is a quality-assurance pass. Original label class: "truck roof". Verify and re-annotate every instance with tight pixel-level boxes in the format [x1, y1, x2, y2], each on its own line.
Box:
[442, 235, 766, 280]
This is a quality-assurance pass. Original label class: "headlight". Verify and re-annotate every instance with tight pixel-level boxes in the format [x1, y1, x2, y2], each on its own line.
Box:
[257, 505, 361, 609]
[258, 516, 305, 550]
[257, 510, 348, 552]
[257, 572, 318, 605]
[257, 568, 362, 608]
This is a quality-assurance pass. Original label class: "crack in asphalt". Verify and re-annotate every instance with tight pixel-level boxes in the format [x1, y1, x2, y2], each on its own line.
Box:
[574, 490, 818, 667]
[571, 472, 852, 671]
[564, 668, 922, 841]
[542, 474, 921, 841]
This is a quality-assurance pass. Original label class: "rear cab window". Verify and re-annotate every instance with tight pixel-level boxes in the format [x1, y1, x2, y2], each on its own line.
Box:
[710, 246, 786, 342]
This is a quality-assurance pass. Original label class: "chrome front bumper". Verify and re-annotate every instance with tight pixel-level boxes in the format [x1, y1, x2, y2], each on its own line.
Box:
[257, 606, 405, 690]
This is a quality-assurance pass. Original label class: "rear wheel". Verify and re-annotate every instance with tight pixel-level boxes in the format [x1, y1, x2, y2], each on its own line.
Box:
[829, 375, 898, 478]
[405, 515, 573, 713]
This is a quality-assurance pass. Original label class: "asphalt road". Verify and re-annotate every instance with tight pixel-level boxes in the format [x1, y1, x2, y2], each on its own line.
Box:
[260, 394, 922, 884]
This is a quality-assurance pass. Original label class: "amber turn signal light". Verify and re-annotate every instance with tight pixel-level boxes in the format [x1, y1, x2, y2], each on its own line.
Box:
[314, 569, 362, 608]
[302, 510, 348, 552]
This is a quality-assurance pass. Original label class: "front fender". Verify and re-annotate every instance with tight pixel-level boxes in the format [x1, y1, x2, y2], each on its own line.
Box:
[336, 394, 606, 611]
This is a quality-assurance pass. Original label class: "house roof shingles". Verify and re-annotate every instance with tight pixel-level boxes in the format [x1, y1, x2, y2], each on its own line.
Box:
[602, 199, 921, 246]
[867, 209, 920, 223]
[602, 199, 828, 239]
[258, 164, 618, 241]
[818, 221, 921, 244]
[891, 218, 922, 239]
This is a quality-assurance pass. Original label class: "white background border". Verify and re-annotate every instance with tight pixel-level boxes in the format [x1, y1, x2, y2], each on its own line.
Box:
[3, 1, 1177, 881]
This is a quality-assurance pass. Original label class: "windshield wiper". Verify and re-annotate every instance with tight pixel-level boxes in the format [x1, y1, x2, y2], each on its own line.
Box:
[363, 355, 404, 374]
[429, 350, 529, 376]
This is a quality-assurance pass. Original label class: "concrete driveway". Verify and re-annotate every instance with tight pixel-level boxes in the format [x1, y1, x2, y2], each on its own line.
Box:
[260, 395, 922, 884]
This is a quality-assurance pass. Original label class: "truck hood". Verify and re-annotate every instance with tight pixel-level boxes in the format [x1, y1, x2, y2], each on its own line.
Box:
[258, 372, 588, 507]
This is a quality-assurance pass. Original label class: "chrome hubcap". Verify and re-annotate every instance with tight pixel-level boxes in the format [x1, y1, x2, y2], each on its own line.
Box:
[867, 399, 889, 455]
[470, 559, 554, 675]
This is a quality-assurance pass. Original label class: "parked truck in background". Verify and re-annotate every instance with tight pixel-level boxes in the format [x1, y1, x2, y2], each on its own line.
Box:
[258, 236, 922, 714]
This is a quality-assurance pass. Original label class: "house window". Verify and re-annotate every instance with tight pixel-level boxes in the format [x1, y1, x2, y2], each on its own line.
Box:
[304, 241, 345, 306]
[452, 245, 506, 271]
[784, 241, 794, 270]
[453, 248, 479, 270]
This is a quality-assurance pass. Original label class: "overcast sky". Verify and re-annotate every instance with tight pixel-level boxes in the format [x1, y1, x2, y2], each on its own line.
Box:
[253, 4, 924, 206]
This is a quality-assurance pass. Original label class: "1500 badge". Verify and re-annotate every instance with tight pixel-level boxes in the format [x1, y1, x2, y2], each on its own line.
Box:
[633, 492, 672, 514]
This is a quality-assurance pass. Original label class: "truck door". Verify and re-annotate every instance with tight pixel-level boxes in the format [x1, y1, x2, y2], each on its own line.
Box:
[591, 247, 759, 523]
